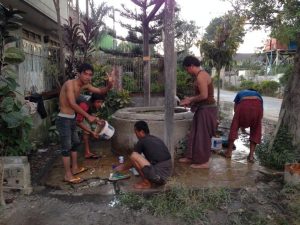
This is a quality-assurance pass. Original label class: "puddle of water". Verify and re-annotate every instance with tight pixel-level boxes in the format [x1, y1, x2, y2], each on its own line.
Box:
[108, 195, 120, 207]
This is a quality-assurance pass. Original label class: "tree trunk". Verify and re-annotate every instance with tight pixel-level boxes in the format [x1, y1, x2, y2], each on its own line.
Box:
[143, 25, 151, 106]
[0, 158, 5, 206]
[274, 33, 300, 155]
[76, 0, 80, 24]
[53, 0, 66, 82]
[86, 0, 89, 17]
[164, 0, 175, 164]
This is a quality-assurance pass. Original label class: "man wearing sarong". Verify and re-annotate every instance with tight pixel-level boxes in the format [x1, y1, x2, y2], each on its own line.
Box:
[220, 89, 263, 163]
[178, 56, 218, 169]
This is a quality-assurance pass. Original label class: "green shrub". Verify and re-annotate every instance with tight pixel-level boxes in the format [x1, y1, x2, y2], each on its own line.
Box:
[176, 68, 193, 99]
[279, 64, 294, 87]
[91, 64, 112, 88]
[239, 80, 256, 90]
[122, 73, 139, 92]
[259, 80, 280, 96]
[256, 126, 298, 170]
[97, 90, 131, 121]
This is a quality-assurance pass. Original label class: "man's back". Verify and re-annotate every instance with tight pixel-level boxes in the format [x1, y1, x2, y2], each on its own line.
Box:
[134, 135, 171, 165]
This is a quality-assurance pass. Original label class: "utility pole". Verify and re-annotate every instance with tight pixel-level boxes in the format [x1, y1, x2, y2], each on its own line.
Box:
[164, 0, 176, 163]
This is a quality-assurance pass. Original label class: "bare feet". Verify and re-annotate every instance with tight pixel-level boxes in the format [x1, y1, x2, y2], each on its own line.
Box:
[134, 180, 151, 189]
[190, 162, 209, 169]
[219, 151, 232, 158]
[72, 167, 88, 175]
[178, 157, 192, 163]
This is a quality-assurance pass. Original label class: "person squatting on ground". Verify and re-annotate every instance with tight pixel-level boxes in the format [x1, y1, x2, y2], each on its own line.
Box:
[56, 63, 114, 184]
[178, 55, 218, 169]
[76, 93, 106, 159]
[116, 121, 173, 189]
[220, 89, 263, 163]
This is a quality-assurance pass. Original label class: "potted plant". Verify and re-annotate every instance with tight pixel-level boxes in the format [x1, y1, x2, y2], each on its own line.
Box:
[0, 3, 32, 206]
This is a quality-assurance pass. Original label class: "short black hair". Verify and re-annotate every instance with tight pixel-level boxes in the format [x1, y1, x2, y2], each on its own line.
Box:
[78, 63, 94, 73]
[90, 93, 105, 102]
[134, 120, 150, 134]
[182, 55, 201, 67]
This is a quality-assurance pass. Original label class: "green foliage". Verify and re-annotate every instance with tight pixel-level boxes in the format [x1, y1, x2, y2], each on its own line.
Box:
[239, 80, 256, 90]
[256, 126, 298, 170]
[122, 73, 139, 92]
[200, 12, 246, 71]
[175, 20, 199, 54]
[150, 83, 164, 93]
[259, 80, 280, 96]
[91, 64, 112, 87]
[279, 64, 294, 87]
[119, 186, 231, 224]
[97, 90, 131, 121]
[0, 3, 32, 156]
[175, 136, 188, 156]
[176, 68, 194, 99]
[239, 80, 280, 96]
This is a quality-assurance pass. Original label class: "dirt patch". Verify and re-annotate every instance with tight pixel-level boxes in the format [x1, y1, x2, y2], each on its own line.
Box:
[27, 144, 60, 185]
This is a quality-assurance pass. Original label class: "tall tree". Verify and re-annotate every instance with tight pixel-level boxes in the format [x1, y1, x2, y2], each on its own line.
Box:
[118, 0, 165, 106]
[200, 12, 245, 108]
[226, 0, 300, 157]
[175, 20, 199, 55]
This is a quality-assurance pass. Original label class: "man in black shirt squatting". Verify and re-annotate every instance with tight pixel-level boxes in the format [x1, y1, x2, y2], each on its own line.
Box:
[116, 120, 173, 189]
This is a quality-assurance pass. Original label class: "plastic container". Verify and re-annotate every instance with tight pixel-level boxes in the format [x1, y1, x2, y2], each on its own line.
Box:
[211, 137, 223, 150]
[119, 156, 124, 164]
[95, 121, 115, 140]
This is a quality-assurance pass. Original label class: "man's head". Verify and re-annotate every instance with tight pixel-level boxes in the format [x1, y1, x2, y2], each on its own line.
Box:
[182, 56, 201, 75]
[90, 93, 105, 109]
[134, 120, 150, 139]
[78, 63, 94, 84]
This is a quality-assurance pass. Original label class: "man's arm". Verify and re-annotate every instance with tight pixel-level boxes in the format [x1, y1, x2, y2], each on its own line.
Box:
[87, 69, 115, 94]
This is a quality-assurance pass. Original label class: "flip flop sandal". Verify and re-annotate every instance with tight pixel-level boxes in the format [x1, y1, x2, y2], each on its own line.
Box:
[85, 154, 101, 159]
[64, 177, 84, 184]
[108, 172, 131, 181]
[219, 151, 232, 159]
[73, 167, 89, 175]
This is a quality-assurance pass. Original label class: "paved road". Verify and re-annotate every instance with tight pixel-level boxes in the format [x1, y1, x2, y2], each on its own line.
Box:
[216, 89, 282, 121]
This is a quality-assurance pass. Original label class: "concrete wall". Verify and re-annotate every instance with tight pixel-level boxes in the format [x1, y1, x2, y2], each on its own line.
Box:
[28, 98, 58, 145]
[24, 0, 69, 22]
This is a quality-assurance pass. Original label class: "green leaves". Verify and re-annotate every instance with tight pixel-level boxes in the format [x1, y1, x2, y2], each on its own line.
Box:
[0, 96, 14, 112]
[0, 3, 31, 156]
[4, 47, 25, 64]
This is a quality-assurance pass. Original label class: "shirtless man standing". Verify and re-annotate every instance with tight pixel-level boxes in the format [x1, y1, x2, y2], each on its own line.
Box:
[56, 63, 114, 184]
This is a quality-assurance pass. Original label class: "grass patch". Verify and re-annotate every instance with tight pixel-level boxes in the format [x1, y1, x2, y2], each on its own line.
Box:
[119, 185, 231, 224]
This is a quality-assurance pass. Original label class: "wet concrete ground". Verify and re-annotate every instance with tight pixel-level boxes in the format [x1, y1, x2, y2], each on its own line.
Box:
[43, 130, 276, 195]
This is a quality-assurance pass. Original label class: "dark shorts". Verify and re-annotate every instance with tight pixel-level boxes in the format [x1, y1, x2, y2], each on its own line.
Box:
[55, 116, 80, 156]
[142, 159, 172, 185]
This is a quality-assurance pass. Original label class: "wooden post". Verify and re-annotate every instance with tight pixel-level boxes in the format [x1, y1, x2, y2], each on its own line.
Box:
[164, 0, 176, 163]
